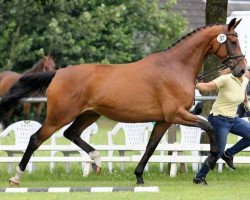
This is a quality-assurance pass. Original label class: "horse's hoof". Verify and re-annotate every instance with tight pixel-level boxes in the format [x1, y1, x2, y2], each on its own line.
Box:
[95, 166, 101, 175]
[136, 180, 144, 185]
[92, 163, 101, 175]
[136, 177, 144, 185]
[136, 182, 144, 185]
[9, 179, 19, 187]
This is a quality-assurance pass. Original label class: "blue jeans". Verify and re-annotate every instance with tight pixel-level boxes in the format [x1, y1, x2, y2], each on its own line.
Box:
[196, 114, 250, 178]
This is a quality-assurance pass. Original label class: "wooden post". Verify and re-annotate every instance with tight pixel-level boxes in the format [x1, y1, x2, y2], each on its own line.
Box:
[167, 124, 177, 174]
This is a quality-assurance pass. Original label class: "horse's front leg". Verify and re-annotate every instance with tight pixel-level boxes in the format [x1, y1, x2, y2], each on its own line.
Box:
[174, 110, 219, 170]
[134, 121, 171, 185]
[10, 123, 60, 186]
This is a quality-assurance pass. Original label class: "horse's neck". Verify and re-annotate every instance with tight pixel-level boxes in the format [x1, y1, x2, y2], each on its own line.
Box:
[23, 60, 43, 75]
[160, 26, 223, 80]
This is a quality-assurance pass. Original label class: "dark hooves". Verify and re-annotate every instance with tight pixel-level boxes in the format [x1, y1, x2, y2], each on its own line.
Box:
[136, 181, 144, 185]
[136, 176, 144, 185]
[92, 163, 101, 175]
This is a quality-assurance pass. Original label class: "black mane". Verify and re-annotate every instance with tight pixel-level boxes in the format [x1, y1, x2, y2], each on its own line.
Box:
[161, 23, 223, 52]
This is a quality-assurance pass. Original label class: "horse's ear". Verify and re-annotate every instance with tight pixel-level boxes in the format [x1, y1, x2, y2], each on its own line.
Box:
[228, 18, 237, 31]
[233, 18, 242, 29]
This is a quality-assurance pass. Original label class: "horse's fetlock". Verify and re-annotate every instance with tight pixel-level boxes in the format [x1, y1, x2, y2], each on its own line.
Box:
[134, 167, 143, 176]
[89, 150, 101, 167]
[134, 170, 141, 176]
[10, 166, 24, 185]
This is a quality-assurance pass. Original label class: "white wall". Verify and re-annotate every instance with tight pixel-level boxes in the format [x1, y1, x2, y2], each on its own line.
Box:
[227, 11, 250, 68]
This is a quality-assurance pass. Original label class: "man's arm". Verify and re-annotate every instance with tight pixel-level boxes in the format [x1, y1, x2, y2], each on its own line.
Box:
[195, 81, 217, 92]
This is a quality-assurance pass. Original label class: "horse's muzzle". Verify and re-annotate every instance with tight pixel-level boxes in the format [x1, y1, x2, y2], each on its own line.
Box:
[232, 67, 245, 77]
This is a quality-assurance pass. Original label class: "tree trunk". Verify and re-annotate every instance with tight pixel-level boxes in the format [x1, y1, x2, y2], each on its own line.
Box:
[201, 0, 228, 146]
[203, 0, 228, 115]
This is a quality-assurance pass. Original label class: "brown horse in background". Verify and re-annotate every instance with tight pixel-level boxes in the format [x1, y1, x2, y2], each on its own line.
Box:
[0, 18, 246, 186]
[0, 56, 56, 127]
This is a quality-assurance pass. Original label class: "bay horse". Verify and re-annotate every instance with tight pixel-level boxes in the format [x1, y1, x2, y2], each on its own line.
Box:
[0, 56, 56, 127]
[0, 18, 246, 186]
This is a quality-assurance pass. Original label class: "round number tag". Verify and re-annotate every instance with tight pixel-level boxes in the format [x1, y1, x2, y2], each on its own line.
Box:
[217, 34, 227, 43]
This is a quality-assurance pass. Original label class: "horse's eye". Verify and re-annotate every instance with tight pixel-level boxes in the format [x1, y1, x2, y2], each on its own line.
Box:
[231, 41, 237, 45]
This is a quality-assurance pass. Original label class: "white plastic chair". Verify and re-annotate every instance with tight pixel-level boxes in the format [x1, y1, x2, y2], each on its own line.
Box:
[107, 122, 153, 173]
[0, 120, 42, 173]
[218, 117, 249, 173]
[50, 122, 98, 176]
[170, 115, 206, 177]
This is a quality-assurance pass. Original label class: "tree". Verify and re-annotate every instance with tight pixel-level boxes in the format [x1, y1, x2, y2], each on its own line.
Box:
[202, 0, 228, 116]
[0, 0, 187, 71]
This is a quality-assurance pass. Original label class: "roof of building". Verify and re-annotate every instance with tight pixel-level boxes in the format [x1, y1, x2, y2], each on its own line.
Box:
[159, 0, 250, 30]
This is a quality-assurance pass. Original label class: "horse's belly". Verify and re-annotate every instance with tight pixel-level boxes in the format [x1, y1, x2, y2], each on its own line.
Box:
[94, 107, 164, 123]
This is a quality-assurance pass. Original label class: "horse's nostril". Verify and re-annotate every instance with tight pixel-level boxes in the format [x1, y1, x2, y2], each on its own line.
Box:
[241, 69, 245, 74]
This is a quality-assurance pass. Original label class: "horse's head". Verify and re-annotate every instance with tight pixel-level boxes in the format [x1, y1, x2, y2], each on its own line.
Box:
[211, 18, 246, 77]
[42, 56, 56, 71]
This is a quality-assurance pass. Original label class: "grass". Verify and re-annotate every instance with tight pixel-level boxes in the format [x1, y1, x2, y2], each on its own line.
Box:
[0, 164, 250, 200]
[0, 117, 250, 199]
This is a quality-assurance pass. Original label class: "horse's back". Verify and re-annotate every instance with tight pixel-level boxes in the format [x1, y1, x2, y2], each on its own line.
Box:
[0, 71, 21, 96]
[52, 63, 154, 97]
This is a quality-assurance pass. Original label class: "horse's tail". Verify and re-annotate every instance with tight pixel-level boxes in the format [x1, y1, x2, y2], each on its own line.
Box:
[0, 71, 56, 122]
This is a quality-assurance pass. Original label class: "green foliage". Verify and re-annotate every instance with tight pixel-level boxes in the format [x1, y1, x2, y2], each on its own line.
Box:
[0, 0, 186, 71]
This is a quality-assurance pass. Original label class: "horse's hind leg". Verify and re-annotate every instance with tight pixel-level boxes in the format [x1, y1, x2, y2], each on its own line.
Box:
[9, 122, 61, 186]
[62, 111, 101, 174]
[134, 121, 171, 185]
[173, 109, 219, 170]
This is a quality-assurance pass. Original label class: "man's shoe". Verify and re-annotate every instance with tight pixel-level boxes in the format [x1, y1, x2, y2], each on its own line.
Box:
[193, 177, 208, 185]
[221, 152, 236, 170]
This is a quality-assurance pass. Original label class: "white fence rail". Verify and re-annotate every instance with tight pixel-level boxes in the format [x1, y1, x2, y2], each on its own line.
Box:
[0, 144, 250, 164]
